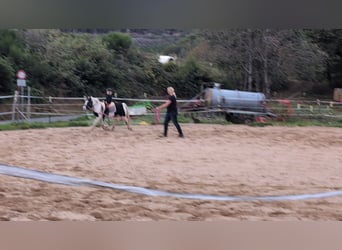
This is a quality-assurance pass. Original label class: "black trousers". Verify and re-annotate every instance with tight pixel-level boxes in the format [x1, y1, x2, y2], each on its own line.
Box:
[164, 111, 183, 136]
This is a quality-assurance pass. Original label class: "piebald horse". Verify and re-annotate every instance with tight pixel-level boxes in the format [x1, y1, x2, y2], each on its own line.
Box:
[83, 96, 132, 131]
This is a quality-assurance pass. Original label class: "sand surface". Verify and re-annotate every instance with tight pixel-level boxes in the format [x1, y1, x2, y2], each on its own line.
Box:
[0, 124, 341, 221]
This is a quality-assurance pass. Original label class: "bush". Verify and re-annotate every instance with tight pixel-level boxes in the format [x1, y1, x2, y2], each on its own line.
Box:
[103, 32, 132, 53]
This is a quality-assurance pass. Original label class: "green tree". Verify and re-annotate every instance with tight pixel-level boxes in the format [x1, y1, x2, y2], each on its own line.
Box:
[204, 29, 327, 96]
[174, 59, 211, 98]
[305, 29, 342, 89]
[0, 29, 28, 68]
[0, 56, 15, 94]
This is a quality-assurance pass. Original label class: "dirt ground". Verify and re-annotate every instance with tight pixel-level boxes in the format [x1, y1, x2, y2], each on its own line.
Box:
[0, 124, 341, 221]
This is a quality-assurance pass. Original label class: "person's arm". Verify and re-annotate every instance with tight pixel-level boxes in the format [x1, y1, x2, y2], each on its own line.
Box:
[156, 99, 171, 110]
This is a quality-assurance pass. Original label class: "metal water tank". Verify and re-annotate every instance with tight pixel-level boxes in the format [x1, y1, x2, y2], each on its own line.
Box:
[205, 86, 266, 112]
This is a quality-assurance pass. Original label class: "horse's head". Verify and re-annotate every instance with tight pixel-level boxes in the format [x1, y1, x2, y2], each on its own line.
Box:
[83, 96, 93, 111]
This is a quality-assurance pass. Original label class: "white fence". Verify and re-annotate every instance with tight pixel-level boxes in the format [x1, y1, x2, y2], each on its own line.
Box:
[0, 92, 194, 123]
[1, 92, 342, 124]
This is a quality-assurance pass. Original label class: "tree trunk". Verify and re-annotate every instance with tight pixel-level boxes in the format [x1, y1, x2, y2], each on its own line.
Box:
[264, 62, 271, 97]
[263, 49, 270, 97]
[247, 53, 253, 91]
[262, 30, 271, 97]
[255, 71, 260, 92]
[247, 30, 253, 91]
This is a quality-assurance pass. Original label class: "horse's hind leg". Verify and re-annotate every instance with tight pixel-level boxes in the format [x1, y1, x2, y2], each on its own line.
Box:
[122, 103, 132, 131]
[125, 115, 132, 130]
[110, 118, 116, 131]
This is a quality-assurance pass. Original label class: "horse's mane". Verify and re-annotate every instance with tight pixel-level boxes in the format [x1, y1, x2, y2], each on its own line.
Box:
[90, 96, 101, 103]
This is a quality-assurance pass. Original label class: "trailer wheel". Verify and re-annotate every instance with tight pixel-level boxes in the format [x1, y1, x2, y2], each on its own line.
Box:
[244, 117, 253, 124]
[225, 113, 233, 122]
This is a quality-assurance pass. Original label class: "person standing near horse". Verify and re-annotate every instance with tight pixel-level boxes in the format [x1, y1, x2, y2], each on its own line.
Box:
[155, 87, 184, 138]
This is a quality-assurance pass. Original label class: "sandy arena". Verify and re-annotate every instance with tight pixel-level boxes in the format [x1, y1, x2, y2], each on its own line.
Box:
[0, 124, 341, 221]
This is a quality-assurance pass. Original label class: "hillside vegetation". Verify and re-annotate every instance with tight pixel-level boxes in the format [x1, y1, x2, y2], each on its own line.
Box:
[1, 29, 341, 99]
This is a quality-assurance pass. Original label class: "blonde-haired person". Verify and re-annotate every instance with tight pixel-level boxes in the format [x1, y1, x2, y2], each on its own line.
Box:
[155, 87, 184, 138]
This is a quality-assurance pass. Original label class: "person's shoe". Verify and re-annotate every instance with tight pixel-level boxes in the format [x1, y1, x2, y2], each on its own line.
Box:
[179, 134, 184, 138]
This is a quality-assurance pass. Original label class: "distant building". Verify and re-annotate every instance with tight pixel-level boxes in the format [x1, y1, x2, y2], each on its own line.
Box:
[158, 55, 176, 64]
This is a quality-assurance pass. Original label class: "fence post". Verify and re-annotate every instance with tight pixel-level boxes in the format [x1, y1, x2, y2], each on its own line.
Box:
[11, 90, 18, 122]
[20, 86, 24, 119]
[27, 86, 31, 122]
[48, 96, 52, 123]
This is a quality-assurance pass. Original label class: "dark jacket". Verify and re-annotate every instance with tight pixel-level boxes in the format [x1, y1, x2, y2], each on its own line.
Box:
[105, 95, 113, 105]
[167, 95, 178, 113]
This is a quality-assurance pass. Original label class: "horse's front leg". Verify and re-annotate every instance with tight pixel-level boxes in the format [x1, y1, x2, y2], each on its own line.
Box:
[101, 115, 109, 130]
[91, 116, 102, 131]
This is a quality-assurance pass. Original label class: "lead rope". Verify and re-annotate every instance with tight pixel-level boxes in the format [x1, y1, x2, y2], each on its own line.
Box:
[154, 108, 160, 125]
